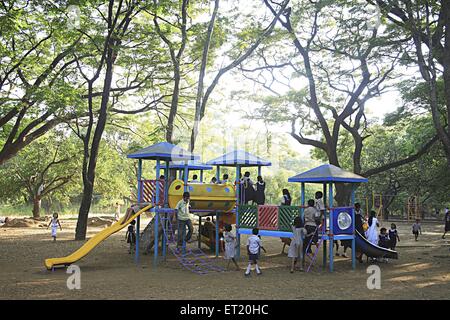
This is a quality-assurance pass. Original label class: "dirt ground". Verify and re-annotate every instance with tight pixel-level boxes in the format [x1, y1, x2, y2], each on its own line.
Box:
[0, 217, 449, 300]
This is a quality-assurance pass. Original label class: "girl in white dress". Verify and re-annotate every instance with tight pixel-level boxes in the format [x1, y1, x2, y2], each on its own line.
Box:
[47, 212, 62, 241]
[288, 216, 307, 273]
[224, 224, 240, 271]
[365, 211, 380, 245]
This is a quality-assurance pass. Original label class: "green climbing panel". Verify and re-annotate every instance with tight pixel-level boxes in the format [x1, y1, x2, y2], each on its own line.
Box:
[238, 205, 258, 229]
[278, 206, 302, 232]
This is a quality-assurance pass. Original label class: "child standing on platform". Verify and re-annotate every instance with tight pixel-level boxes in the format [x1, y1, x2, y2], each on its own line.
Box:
[47, 212, 62, 242]
[288, 216, 306, 273]
[314, 191, 325, 224]
[304, 199, 319, 254]
[224, 224, 240, 271]
[245, 228, 263, 276]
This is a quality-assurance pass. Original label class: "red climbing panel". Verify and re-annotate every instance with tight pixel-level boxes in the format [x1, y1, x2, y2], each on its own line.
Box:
[139, 179, 165, 204]
[257, 205, 279, 230]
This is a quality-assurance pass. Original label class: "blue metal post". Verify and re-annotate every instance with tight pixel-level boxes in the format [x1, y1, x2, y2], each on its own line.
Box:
[154, 159, 160, 267]
[215, 211, 219, 257]
[300, 182, 305, 219]
[183, 161, 189, 191]
[323, 183, 327, 269]
[162, 160, 169, 260]
[329, 183, 334, 272]
[200, 170, 204, 183]
[236, 165, 241, 259]
[351, 184, 356, 270]
[182, 161, 189, 254]
[135, 159, 142, 264]
[257, 165, 261, 177]
[216, 165, 220, 182]
[198, 215, 202, 249]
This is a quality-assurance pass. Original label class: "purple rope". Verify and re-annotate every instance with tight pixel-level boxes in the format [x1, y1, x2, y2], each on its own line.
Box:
[161, 214, 224, 274]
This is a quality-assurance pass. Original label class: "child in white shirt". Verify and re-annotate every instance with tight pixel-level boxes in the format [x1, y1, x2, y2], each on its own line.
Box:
[245, 228, 262, 276]
[224, 224, 239, 271]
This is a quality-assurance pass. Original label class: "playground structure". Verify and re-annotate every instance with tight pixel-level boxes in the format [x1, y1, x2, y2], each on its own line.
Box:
[372, 193, 384, 222]
[406, 195, 421, 221]
[44, 142, 398, 273]
[362, 193, 422, 221]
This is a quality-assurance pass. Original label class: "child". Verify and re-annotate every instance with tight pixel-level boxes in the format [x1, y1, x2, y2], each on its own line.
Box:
[314, 191, 325, 225]
[378, 228, 390, 249]
[221, 174, 230, 184]
[335, 240, 351, 258]
[223, 224, 240, 271]
[47, 212, 62, 242]
[412, 219, 422, 241]
[125, 220, 136, 254]
[176, 192, 193, 247]
[281, 189, 292, 206]
[254, 176, 266, 205]
[389, 223, 400, 250]
[288, 216, 306, 273]
[114, 202, 121, 221]
[245, 228, 262, 276]
[378, 228, 390, 263]
[304, 199, 319, 254]
[442, 207, 450, 239]
[190, 174, 200, 183]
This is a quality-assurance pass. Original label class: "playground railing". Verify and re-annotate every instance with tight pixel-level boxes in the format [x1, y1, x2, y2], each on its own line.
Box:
[138, 179, 165, 205]
[238, 205, 302, 232]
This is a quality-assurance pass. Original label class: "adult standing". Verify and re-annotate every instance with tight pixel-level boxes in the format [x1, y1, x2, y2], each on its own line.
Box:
[365, 211, 379, 245]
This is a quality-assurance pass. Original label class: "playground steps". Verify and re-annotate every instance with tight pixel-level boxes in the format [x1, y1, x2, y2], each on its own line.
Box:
[161, 214, 224, 275]
[305, 225, 324, 273]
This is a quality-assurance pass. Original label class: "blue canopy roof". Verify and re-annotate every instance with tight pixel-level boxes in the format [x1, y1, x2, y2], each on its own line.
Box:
[127, 142, 199, 161]
[206, 150, 271, 167]
[169, 160, 213, 170]
[288, 164, 368, 183]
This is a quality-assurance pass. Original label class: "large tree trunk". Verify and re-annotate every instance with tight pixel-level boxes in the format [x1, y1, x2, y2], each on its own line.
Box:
[441, 2, 450, 167]
[165, 69, 180, 143]
[75, 182, 93, 240]
[32, 195, 41, 218]
[75, 41, 117, 240]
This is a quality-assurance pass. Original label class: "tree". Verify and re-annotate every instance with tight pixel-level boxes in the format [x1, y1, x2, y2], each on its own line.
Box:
[188, 0, 290, 151]
[369, 0, 450, 168]
[0, 1, 83, 165]
[239, 0, 439, 204]
[0, 132, 77, 218]
[71, 0, 154, 240]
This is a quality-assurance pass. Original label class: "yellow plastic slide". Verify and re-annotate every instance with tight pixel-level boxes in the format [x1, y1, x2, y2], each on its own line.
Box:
[44, 204, 153, 270]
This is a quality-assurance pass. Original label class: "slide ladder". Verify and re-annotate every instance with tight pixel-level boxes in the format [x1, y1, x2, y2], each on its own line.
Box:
[304, 224, 324, 273]
[160, 213, 224, 275]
